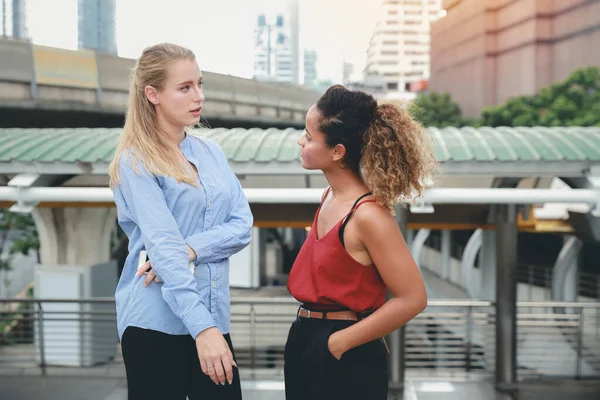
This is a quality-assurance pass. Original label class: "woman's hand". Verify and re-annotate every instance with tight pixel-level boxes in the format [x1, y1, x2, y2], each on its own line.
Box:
[135, 260, 161, 286]
[327, 331, 348, 360]
[195, 327, 237, 385]
[186, 244, 197, 262]
[135, 244, 196, 286]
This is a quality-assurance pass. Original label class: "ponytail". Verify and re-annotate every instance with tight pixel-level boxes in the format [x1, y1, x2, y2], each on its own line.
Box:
[361, 103, 438, 213]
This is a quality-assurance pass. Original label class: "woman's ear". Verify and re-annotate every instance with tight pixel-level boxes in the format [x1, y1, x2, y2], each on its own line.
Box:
[144, 86, 159, 105]
[332, 144, 346, 162]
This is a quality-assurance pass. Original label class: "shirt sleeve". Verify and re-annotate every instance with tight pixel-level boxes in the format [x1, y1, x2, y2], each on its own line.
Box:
[184, 142, 253, 264]
[115, 155, 215, 338]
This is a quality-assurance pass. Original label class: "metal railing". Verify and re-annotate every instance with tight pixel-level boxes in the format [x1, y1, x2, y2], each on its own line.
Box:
[517, 263, 600, 300]
[1, 298, 599, 381]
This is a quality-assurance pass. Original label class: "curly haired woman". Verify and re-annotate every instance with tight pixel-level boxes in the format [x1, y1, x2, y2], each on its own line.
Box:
[284, 85, 437, 400]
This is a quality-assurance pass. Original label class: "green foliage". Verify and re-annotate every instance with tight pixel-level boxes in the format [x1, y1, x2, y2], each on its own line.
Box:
[0, 210, 40, 272]
[481, 66, 600, 127]
[410, 92, 470, 128]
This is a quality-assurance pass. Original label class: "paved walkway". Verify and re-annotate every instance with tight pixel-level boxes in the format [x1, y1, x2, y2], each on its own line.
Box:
[1, 376, 599, 400]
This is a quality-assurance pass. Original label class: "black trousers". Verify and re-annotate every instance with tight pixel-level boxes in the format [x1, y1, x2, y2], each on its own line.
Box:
[121, 326, 242, 400]
[284, 316, 389, 400]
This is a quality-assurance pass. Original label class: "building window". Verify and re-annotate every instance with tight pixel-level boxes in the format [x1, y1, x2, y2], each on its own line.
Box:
[386, 20, 399, 25]
[383, 40, 399, 45]
[387, 82, 399, 90]
[381, 51, 399, 55]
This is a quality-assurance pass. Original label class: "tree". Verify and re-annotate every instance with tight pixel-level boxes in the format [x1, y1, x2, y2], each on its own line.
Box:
[409, 92, 474, 128]
[481, 66, 600, 127]
[0, 210, 40, 274]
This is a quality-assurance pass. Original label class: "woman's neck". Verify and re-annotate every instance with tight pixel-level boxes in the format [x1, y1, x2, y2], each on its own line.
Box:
[323, 168, 370, 203]
[156, 116, 186, 147]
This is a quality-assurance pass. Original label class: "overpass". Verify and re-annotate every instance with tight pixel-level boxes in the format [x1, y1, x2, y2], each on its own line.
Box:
[0, 38, 319, 129]
[1, 125, 600, 233]
[1, 125, 600, 271]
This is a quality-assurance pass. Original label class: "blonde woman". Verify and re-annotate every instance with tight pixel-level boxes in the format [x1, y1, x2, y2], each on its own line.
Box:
[109, 43, 252, 400]
[284, 85, 435, 399]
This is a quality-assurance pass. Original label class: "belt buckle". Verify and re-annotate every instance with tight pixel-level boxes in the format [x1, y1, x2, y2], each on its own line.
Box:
[304, 309, 311, 318]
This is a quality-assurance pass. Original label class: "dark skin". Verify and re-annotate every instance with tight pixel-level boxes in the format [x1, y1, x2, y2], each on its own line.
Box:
[298, 105, 428, 359]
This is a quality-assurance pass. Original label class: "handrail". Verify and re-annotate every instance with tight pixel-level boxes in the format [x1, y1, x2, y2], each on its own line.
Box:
[2, 297, 599, 308]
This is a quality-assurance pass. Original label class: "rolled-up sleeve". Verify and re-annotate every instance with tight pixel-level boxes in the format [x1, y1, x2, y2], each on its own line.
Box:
[115, 156, 215, 338]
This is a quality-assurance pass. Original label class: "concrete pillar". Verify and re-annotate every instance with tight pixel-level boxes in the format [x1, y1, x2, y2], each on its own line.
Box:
[441, 229, 451, 280]
[255, 227, 267, 287]
[479, 230, 497, 301]
[410, 229, 431, 269]
[405, 229, 414, 249]
[461, 229, 482, 298]
[32, 207, 117, 265]
[551, 235, 582, 302]
[495, 204, 518, 392]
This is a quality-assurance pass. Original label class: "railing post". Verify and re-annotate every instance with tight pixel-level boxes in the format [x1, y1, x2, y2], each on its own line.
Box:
[388, 205, 408, 397]
[249, 304, 256, 378]
[36, 301, 46, 376]
[441, 229, 451, 280]
[495, 204, 518, 392]
[465, 305, 473, 378]
[576, 307, 583, 379]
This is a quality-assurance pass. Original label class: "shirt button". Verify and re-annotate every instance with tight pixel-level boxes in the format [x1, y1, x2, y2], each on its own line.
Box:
[211, 281, 216, 287]
[208, 202, 211, 207]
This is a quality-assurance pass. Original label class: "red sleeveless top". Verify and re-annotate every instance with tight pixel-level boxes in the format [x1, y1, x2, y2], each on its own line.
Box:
[287, 189, 387, 313]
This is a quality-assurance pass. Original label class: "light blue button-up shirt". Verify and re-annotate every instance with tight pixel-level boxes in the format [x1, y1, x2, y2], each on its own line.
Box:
[112, 133, 253, 340]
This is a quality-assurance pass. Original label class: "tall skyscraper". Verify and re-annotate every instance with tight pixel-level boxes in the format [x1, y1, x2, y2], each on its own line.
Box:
[253, 0, 300, 84]
[364, 0, 443, 97]
[1, 0, 27, 39]
[77, 0, 117, 54]
[303, 49, 318, 89]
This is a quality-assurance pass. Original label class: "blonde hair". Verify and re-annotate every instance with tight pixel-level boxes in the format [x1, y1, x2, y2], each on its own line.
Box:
[108, 43, 199, 187]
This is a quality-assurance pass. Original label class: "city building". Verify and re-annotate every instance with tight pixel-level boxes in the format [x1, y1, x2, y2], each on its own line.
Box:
[253, 0, 300, 84]
[77, 0, 117, 54]
[428, 0, 600, 116]
[364, 0, 443, 98]
[0, 0, 27, 39]
[303, 49, 318, 88]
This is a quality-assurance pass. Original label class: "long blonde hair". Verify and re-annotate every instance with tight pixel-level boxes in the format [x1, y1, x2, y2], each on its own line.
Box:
[108, 43, 199, 187]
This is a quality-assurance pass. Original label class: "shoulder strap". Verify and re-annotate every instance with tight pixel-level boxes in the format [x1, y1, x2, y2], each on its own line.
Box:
[338, 193, 373, 248]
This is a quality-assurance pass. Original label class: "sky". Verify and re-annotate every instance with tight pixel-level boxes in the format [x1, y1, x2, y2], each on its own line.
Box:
[23, 0, 380, 83]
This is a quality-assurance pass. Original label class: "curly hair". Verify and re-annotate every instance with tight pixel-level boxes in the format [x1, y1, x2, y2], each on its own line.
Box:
[316, 85, 438, 213]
